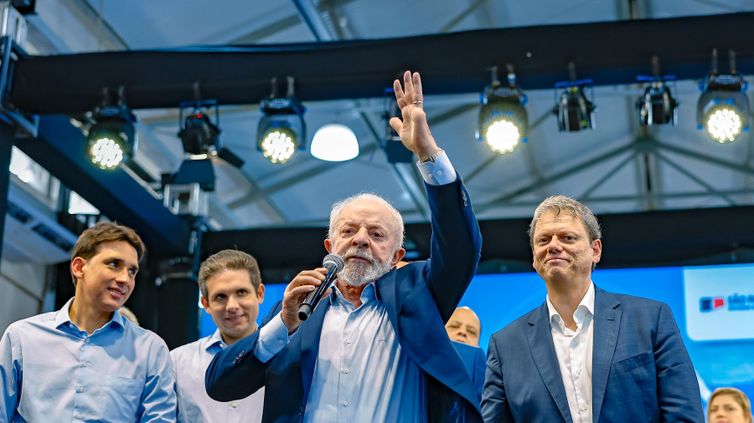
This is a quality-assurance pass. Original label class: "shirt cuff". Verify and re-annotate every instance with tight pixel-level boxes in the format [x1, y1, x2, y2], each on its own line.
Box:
[416, 150, 457, 185]
[254, 312, 290, 363]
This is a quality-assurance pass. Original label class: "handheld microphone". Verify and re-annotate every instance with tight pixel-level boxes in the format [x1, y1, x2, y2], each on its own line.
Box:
[297, 254, 344, 321]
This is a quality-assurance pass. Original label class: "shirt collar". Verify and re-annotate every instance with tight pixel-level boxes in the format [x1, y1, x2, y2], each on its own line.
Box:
[331, 281, 380, 306]
[546, 281, 595, 326]
[204, 329, 226, 352]
[55, 297, 126, 331]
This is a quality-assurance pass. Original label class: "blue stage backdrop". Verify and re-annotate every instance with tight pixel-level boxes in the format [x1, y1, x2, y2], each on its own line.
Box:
[200, 263, 754, 403]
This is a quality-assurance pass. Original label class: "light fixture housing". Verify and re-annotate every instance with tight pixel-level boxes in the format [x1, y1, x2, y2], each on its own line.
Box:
[637, 77, 678, 126]
[178, 101, 243, 168]
[697, 73, 749, 143]
[310, 123, 359, 162]
[257, 77, 306, 164]
[478, 80, 528, 155]
[554, 80, 596, 132]
[87, 100, 136, 170]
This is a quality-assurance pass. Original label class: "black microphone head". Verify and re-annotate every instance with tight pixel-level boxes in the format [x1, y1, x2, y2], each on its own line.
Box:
[322, 254, 345, 273]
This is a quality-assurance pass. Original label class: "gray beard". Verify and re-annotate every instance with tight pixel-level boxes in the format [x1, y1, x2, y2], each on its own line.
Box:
[338, 258, 392, 287]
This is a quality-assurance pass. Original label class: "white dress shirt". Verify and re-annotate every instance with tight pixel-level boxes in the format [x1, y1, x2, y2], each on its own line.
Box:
[171, 329, 264, 423]
[546, 282, 595, 423]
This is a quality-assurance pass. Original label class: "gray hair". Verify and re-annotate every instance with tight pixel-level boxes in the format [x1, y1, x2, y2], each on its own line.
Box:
[528, 195, 601, 246]
[328, 193, 405, 251]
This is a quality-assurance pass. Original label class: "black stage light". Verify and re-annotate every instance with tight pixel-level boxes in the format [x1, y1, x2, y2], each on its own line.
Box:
[697, 74, 749, 144]
[697, 49, 750, 144]
[178, 101, 243, 168]
[554, 81, 596, 132]
[637, 78, 678, 126]
[478, 66, 528, 154]
[87, 88, 136, 170]
[257, 77, 306, 164]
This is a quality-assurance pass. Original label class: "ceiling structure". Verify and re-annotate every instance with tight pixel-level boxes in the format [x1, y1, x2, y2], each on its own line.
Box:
[16, 0, 754, 236]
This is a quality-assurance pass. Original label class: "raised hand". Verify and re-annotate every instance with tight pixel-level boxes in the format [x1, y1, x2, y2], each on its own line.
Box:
[389, 71, 441, 161]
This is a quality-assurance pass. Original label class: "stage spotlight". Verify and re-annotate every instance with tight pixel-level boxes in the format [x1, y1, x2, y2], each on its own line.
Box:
[554, 82, 596, 132]
[310, 123, 359, 162]
[258, 77, 306, 164]
[178, 101, 244, 168]
[478, 66, 527, 154]
[87, 87, 136, 170]
[637, 79, 678, 126]
[697, 74, 749, 144]
[697, 49, 749, 144]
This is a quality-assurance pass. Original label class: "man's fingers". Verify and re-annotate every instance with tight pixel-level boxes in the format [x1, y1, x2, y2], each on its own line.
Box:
[403, 70, 413, 96]
[412, 72, 423, 102]
[389, 116, 403, 134]
[393, 78, 405, 102]
[287, 284, 317, 299]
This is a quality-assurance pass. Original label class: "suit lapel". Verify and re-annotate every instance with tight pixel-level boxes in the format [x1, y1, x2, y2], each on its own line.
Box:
[527, 303, 573, 423]
[591, 288, 621, 423]
[300, 295, 331, 402]
[377, 271, 400, 337]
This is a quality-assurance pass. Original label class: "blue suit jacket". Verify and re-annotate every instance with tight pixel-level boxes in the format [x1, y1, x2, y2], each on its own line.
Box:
[206, 180, 483, 423]
[482, 287, 704, 423]
[453, 341, 486, 401]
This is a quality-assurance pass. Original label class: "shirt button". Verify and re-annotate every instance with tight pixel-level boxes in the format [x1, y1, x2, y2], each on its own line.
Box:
[342, 368, 350, 374]
[344, 339, 351, 344]
[230, 401, 238, 408]
[580, 404, 589, 411]
[342, 400, 349, 407]
[75, 386, 85, 393]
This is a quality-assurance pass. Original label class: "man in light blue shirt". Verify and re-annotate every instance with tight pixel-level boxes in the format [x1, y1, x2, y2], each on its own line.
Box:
[206, 70, 483, 422]
[0, 222, 176, 422]
[171, 249, 265, 422]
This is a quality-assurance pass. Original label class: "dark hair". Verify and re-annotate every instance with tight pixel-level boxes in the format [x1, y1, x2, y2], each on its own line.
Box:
[70, 222, 145, 284]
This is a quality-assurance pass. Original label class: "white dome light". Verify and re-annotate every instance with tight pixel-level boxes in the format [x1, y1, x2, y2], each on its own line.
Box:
[310, 124, 359, 162]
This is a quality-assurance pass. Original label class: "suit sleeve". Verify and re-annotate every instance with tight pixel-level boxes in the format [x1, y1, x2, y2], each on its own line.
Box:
[205, 303, 285, 402]
[482, 336, 515, 423]
[424, 178, 483, 321]
[654, 303, 705, 422]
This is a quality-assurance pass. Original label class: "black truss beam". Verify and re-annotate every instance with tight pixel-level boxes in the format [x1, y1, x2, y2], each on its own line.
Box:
[10, 12, 754, 114]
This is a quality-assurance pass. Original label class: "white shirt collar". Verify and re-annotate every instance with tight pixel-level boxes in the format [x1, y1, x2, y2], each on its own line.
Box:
[546, 282, 595, 329]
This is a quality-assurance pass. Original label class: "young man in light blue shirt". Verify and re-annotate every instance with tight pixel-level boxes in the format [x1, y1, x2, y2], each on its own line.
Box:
[171, 249, 265, 423]
[0, 222, 176, 422]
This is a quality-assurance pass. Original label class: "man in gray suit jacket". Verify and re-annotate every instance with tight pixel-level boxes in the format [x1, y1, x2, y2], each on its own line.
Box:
[482, 195, 704, 423]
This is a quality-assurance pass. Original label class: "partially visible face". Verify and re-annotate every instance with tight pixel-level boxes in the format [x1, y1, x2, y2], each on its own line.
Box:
[71, 240, 139, 315]
[709, 394, 750, 423]
[326, 198, 405, 287]
[201, 269, 264, 345]
[445, 308, 481, 347]
[531, 211, 601, 286]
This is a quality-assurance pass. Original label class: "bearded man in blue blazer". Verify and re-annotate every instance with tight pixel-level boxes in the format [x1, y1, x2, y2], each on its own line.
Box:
[205, 70, 483, 422]
[482, 195, 704, 423]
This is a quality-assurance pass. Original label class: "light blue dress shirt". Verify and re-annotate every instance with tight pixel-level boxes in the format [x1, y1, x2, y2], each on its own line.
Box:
[255, 152, 457, 421]
[303, 283, 424, 423]
[0, 298, 176, 422]
[171, 329, 264, 423]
